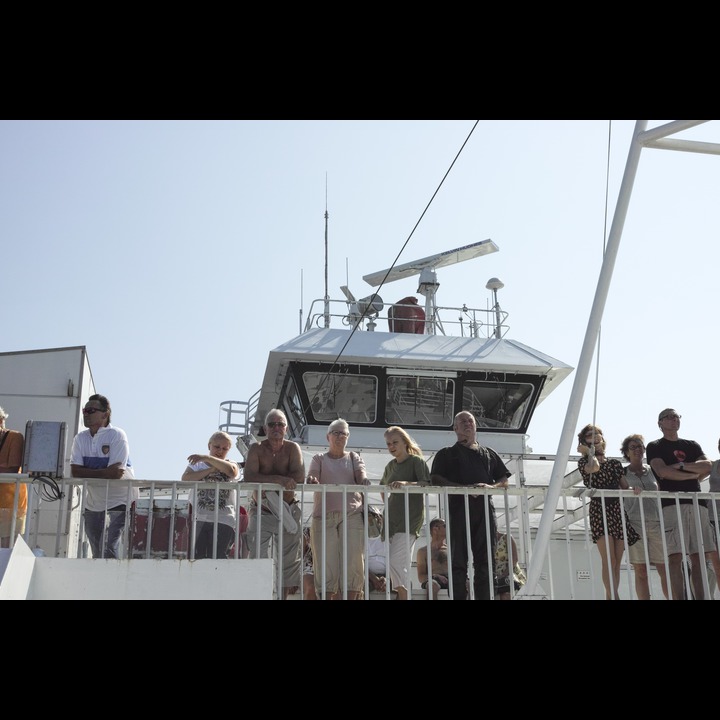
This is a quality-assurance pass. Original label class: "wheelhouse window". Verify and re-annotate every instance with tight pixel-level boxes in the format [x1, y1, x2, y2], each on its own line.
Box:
[280, 374, 306, 438]
[385, 375, 455, 426]
[462, 380, 533, 429]
[303, 372, 377, 423]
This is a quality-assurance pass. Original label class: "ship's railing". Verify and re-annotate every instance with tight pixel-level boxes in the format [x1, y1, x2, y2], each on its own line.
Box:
[2, 475, 719, 600]
[302, 297, 509, 338]
[219, 395, 258, 444]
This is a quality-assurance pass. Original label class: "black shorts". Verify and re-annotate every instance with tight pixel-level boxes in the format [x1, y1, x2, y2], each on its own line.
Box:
[422, 575, 449, 590]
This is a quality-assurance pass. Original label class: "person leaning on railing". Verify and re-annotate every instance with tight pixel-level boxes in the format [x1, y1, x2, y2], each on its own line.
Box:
[70, 394, 138, 560]
[0, 406, 26, 548]
[708, 437, 720, 541]
[577, 423, 639, 601]
[306, 418, 369, 601]
[380, 425, 429, 601]
[646, 408, 720, 600]
[243, 408, 304, 600]
[430, 410, 511, 601]
[181, 431, 240, 559]
[619, 433, 668, 600]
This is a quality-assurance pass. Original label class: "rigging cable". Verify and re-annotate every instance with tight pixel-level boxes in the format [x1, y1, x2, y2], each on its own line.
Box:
[584, 121, 615, 598]
[589, 120, 613, 439]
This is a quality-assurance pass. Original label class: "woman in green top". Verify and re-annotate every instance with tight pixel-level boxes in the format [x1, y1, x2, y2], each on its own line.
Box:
[380, 426, 430, 600]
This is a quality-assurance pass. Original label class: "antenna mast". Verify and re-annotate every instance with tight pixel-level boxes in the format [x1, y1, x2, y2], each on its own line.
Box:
[323, 174, 330, 329]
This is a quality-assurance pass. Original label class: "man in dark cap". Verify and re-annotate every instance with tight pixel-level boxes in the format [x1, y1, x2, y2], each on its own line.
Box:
[646, 408, 719, 599]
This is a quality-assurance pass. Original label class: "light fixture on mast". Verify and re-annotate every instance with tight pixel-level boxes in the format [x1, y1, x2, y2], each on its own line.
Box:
[485, 277, 504, 338]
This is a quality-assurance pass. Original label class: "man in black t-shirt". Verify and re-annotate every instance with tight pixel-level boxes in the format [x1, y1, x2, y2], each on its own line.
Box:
[646, 408, 718, 600]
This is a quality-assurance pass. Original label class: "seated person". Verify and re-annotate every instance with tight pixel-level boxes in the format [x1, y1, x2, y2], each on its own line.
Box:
[495, 530, 526, 600]
[367, 506, 387, 592]
[302, 525, 317, 600]
[416, 517, 449, 600]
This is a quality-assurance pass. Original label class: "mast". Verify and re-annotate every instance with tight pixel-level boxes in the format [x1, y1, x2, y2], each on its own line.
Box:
[518, 121, 646, 598]
[519, 119, 718, 599]
[323, 174, 330, 329]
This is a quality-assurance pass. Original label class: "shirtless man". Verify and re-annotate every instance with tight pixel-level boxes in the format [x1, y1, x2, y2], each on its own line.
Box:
[243, 408, 305, 599]
[415, 517, 449, 600]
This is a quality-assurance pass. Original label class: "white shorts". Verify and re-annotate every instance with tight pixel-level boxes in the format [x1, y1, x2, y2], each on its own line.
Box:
[388, 532, 417, 591]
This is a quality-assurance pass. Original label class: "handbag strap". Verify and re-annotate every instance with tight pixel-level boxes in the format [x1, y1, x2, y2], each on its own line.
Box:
[350, 451, 360, 483]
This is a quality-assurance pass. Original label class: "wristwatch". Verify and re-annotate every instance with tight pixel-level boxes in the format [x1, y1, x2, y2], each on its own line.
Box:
[679, 462, 685, 471]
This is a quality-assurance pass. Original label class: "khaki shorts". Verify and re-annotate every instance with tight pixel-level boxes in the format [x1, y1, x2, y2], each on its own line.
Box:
[662, 503, 717, 555]
[627, 520, 665, 565]
[311, 511, 365, 595]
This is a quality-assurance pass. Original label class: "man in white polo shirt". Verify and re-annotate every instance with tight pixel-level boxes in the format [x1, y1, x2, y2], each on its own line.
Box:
[71, 394, 137, 559]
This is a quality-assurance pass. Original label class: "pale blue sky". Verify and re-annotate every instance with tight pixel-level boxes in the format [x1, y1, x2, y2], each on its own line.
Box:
[2, 119, 719, 480]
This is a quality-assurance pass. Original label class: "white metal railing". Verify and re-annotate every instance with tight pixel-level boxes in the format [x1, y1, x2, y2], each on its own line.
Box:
[302, 297, 509, 338]
[2, 475, 719, 600]
[219, 395, 259, 439]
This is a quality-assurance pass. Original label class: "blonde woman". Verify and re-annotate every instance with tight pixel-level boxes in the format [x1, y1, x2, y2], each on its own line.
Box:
[380, 426, 430, 600]
[182, 431, 240, 559]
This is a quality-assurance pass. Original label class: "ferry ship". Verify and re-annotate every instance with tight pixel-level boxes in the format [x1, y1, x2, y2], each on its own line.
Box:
[1, 120, 719, 600]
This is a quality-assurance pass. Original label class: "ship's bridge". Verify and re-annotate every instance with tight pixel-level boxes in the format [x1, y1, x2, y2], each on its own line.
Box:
[222, 326, 572, 458]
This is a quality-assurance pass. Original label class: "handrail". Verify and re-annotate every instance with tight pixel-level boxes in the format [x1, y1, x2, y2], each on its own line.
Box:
[3, 476, 718, 600]
[302, 297, 509, 338]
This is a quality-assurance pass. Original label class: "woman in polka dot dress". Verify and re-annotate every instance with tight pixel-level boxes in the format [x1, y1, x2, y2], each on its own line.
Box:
[577, 423, 639, 600]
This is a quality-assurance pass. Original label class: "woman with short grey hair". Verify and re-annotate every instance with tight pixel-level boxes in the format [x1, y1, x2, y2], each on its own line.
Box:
[306, 418, 370, 599]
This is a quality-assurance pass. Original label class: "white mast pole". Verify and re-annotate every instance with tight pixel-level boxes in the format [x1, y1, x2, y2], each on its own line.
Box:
[520, 120, 648, 598]
[323, 174, 330, 329]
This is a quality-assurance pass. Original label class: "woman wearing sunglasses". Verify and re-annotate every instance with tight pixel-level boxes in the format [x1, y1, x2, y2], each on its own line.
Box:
[306, 418, 369, 599]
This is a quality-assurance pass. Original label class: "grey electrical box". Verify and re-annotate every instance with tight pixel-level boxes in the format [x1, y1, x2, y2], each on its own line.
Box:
[23, 421, 67, 477]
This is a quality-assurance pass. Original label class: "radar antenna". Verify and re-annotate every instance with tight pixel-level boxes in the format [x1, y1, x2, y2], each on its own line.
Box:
[362, 239, 498, 335]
